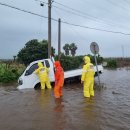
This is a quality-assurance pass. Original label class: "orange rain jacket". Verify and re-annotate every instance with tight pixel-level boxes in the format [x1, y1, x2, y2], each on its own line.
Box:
[54, 61, 64, 98]
[54, 61, 64, 86]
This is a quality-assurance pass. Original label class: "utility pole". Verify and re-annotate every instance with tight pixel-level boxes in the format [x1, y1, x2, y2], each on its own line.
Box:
[121, 45, 125, 67]
[48, 0, 52, 58]
[121, 45, 124, 58]
[58, 18, 61, 60]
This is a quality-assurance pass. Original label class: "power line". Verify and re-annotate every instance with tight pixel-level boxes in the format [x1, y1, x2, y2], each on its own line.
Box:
[53, 7, 87, 40]
[35, 0, 116, 27]
[52, 1, 130, 30]
[1, 2, 130, 36]
[35, 0, 130, 30]
[123, 0, 130, 4]
[35, 0, 103, 21]
[0, 2, 50, 19]
[55, 19, 130, 36]
[53, 1, 101, 20]
[61, 20, 130, 35]
[53, 5, 102, 22]
[107, 0, 130, 11]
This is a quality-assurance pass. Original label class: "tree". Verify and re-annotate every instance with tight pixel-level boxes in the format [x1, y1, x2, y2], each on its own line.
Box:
[63, 43, 70, 56]
[17, 39, 55, 65]
[97, 54, 104, 64]
[69, 43, 77, 57]
[13, 56, 16, 62]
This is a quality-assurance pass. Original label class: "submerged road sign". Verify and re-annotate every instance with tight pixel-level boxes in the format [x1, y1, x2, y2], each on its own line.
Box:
[90, 42, 99, 54]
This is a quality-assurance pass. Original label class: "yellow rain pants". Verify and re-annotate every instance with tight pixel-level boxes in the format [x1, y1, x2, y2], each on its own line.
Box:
[81, 56, 95, 98]
[34, 62, 51, 89]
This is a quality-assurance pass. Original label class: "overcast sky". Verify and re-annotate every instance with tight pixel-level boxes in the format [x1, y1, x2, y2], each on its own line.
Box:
[0, 0, 130, 59]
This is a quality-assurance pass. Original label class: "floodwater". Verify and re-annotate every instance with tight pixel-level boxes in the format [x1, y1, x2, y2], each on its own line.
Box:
[0, 68, 130, 130]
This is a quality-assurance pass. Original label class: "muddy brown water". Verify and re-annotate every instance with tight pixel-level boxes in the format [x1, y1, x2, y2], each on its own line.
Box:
[0, 68, 130, 130]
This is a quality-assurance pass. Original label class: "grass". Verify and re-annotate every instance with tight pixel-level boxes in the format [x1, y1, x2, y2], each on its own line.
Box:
[0, 62, 25, 83]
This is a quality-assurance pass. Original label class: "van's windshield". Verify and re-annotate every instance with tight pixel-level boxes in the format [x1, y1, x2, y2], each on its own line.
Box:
[25, 62, 44, 76]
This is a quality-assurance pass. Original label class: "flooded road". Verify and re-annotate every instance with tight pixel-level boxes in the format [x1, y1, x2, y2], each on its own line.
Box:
[0, 68, 130, 130]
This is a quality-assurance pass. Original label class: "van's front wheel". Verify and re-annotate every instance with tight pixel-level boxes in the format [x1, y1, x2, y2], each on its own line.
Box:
[34, 83, 41, 90]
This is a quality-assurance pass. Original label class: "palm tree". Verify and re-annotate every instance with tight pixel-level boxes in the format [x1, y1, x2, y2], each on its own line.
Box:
[13, 56, 16, 62]
[63, 43, 70, 56]
[69, 43, 77, 57]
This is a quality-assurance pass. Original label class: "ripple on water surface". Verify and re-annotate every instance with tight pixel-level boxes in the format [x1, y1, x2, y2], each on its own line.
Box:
[0, 68, 130, 130]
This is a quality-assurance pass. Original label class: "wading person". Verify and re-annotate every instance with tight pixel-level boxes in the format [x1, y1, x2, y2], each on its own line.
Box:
[81, 56, 95, 98]
[34, 62, 52, 89]
[54, 61, 64, 98]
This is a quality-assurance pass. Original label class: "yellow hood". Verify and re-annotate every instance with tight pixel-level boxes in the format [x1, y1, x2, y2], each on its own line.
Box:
[38, 62, 43, 67]
[83, 56, 90, 64]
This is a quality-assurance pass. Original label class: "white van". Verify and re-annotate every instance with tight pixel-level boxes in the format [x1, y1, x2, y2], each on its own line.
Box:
[18, 58, 103, 89]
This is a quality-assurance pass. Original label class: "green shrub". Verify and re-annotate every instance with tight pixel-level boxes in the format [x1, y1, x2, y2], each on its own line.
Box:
[55, 55, 84, 71]
[106, 59, 117, 68]
[55, 54, 103, 71]
[0, 63, 25, 83]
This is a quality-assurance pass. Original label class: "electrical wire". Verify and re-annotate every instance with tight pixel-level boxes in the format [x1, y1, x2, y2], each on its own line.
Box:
[35, 0, 117, 27]
[123, 0, 130, 4]
[107, 0, 130, 11]
[0, 2, 49, 19]
[34, 0, 130, 30]
[51, 0, 130, 30]
[61, 20, 130, 35]
[53, 1, 101, 20]
[1, 2, 130, 35]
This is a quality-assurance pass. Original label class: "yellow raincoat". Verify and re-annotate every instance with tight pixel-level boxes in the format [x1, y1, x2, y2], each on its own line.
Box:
[34, 62, 51, 89]
[81, 56, 95, 97]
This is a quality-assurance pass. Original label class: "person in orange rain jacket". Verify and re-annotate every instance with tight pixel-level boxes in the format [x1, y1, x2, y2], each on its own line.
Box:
[54, 61, 64, 98]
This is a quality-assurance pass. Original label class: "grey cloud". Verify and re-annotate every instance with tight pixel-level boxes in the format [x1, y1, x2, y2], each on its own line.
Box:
[0, 0, 130, 58]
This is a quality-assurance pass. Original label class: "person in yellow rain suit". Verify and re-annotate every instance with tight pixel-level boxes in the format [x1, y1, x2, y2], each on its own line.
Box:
[34, 62, 52, 89]
[81, 56, 95, 98]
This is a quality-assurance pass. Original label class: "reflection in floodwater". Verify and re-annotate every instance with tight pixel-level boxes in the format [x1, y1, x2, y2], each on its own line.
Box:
[54, 98, 64, 112]
[54, 98, 66, 130]
[0, 68, 130, 130]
